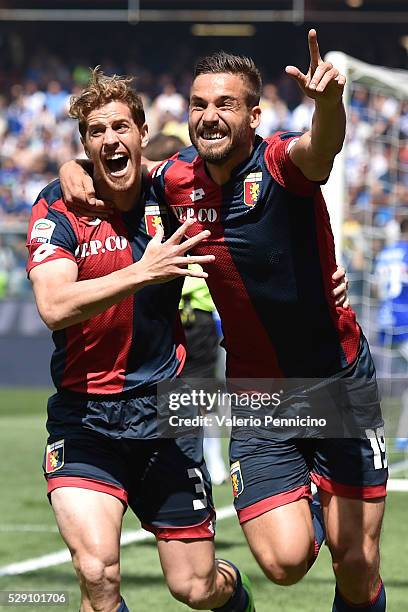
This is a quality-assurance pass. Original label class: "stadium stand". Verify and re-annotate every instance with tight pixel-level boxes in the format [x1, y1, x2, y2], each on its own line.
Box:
[0, 26, 407, 398]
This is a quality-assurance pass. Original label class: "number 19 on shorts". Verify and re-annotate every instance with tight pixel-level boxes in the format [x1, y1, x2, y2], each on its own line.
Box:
[365, 427, 388, 470]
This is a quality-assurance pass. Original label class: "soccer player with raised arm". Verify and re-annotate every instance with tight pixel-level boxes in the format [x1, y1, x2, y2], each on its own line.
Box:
[60, 30, 383, 612]
[27, 70, 256, 612]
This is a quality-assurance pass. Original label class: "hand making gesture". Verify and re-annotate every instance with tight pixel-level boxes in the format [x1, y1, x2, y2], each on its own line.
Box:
[285, 29, 346, 105]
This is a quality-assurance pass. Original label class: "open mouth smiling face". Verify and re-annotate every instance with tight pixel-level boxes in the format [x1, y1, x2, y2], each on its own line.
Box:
[104, 151, 130, 178]
[84, 100, 148, 191]
[197, 125, 230, 151]
[199, 129, 227, 141]
[189, 73, 261, 166]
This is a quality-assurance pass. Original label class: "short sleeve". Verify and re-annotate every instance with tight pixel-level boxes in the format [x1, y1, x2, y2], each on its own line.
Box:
[26, 195, 78, 276]
[264, 132, 318, 198]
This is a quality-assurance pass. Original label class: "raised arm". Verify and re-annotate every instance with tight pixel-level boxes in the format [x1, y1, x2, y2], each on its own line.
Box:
[30, 221, 214, 331]
[285, 29, 346, 182]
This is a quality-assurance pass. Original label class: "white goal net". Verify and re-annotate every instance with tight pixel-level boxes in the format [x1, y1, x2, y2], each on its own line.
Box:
[324, 53, 408, 466]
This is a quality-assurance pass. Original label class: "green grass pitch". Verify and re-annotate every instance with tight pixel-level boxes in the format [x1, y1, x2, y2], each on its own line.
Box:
[0, 389, 407, 611]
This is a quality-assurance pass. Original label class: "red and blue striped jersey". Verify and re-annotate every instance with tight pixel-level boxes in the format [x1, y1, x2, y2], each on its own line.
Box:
[26, 180, 185, 395]
[152, 132, 360, 379]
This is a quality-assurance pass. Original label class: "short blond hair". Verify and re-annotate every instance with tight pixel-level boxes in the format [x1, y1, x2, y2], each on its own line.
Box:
[69, 67, 145, 137]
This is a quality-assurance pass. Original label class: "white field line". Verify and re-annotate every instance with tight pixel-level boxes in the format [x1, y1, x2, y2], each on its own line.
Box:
[0, 505, 235, 577]
[0, 525, 60, 533]
[2, 479, 408, 578]
[387, 478, 408, 492]
[389, 457, 408, 475]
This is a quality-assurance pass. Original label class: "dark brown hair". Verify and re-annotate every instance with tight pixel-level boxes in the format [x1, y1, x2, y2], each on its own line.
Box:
[69, 67, 145, 137]
[143, 133, 184, 161]
[193, 51, 262, 107]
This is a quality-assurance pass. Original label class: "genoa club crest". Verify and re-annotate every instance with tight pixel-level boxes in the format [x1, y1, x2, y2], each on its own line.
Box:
[230, 461, 244, 497]
[45, 439, 64, 473]
[243, 171, 262, 207]
[145, 205, 164, 237]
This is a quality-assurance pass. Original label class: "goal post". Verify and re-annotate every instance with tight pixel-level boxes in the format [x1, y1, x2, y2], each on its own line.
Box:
[323, 52, 408, 464]
[324, 51, 408, 261]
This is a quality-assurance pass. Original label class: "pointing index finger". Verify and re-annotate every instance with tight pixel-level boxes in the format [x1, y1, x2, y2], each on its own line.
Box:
[308, 28, 321, 72]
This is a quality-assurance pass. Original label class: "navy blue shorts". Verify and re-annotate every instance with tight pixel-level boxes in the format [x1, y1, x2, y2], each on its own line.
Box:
[229, 335, 388, 523]
[44, 429, 215, 540]
[230, 434, 388, 523]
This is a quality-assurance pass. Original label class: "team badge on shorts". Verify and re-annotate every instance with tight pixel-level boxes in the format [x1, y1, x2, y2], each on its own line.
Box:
[244, 172, 262, 207]
[145, 205, 164, 237]
[230, 461, 244, 497]
[45, 439, 65, 473]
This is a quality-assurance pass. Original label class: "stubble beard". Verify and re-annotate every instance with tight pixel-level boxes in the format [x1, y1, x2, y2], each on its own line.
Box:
[189, 122, 251, 166]
[106, 175, 132, 192]
[94, 163, 139, 200]
[196, 143, 234, 165]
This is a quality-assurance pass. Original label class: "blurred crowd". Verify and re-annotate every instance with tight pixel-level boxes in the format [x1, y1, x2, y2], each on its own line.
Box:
[0, 55, 301, 297]
[0, 62, 305, 227]
[342, 84, 408, 311]
[346, 85, 408, 227]
[0, 52, 407, 300]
